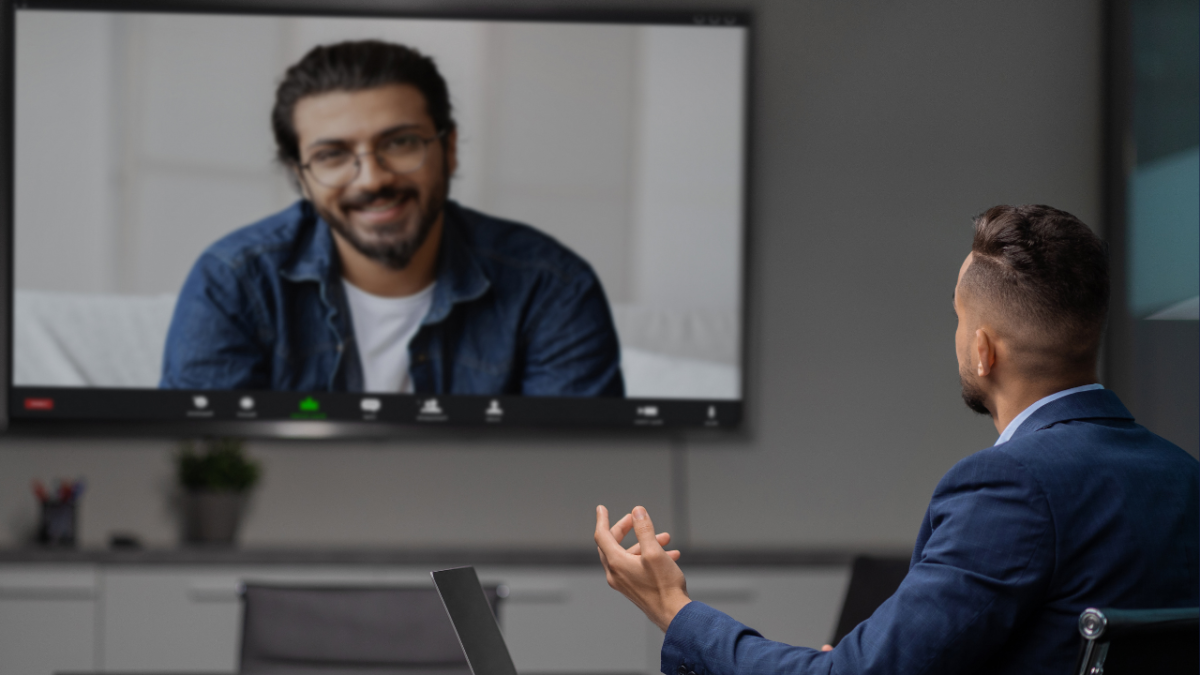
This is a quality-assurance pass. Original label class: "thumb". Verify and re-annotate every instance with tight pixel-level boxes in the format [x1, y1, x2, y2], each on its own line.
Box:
[631, 506, 664, 554]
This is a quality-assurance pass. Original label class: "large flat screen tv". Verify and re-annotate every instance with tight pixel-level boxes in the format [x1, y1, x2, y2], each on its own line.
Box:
[2, 0, 749, 435]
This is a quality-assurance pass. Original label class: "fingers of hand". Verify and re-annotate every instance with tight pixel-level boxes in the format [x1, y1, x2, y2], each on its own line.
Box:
[667, 550, 682, 561]
[594, 506, 625, 557]
[631, 506, 663, 554]
[595, 505, 610, 537]
[821, 644, 833, 652]
[629, 532, 671, 557]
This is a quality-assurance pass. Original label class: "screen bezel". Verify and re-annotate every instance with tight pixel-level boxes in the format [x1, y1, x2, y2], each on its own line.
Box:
[1, 0, 753, 438]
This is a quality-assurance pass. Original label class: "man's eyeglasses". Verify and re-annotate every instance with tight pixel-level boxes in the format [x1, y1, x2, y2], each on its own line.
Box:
[300, 130, 447, 188]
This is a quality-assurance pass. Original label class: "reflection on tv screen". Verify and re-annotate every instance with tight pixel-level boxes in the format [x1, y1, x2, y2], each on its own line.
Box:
[10, 6, 746, 427]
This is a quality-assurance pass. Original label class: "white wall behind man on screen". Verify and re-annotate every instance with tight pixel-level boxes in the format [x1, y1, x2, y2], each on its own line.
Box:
[14, 12, 118, 292]
[14, 12, 744, 317]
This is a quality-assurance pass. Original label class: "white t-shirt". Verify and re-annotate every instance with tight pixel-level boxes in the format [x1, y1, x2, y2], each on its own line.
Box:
[341, 279, 436, 393]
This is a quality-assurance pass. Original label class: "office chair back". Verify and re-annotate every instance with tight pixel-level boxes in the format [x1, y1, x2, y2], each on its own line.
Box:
[1074, 607, 1198, 675]
[240, 583, 502, 675]
[830, 555, 910, 646]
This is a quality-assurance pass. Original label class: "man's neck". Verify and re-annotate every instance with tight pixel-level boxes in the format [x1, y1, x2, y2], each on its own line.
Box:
[989, 373, 1099, 434]
[335, 218, 442, 297]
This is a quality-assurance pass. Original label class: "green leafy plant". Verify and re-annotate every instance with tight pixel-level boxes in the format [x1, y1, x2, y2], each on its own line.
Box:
[177, 438, 261, 492]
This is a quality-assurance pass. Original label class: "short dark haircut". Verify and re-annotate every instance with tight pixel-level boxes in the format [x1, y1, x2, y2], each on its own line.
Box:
[272, 40, 455, 166]
[962, 204, 1109, 375]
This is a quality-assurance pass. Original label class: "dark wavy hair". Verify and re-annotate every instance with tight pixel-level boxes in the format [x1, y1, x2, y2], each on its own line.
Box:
[272, 40, 455, 167]
[961, 204, 1109, 375]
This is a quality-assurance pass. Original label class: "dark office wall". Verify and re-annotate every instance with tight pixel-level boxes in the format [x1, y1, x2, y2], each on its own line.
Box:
[1132, 322, 1200, 456]
[0, 0, 1103, 549]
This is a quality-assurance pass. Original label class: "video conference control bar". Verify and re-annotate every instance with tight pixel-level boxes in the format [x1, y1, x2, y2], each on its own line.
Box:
[10, 387, 741, 430]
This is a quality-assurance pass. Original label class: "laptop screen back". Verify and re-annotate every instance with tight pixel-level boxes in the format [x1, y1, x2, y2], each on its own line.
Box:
[432, 567, 519, 675]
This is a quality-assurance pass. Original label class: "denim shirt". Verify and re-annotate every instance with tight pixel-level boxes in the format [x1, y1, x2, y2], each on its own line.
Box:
[160, 200, 624, 396]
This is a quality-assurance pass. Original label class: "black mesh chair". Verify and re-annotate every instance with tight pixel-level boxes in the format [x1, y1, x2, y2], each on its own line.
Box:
[239, 583, 502, 675]
[1073, 607, 1198, 675]
[830, 555, 910, 646]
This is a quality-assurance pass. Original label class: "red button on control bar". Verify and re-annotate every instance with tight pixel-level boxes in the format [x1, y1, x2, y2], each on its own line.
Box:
[24, 398, 54, 411]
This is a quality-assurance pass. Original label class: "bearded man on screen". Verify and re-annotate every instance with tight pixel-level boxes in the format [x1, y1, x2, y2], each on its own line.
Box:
[161, 40, 623, 396]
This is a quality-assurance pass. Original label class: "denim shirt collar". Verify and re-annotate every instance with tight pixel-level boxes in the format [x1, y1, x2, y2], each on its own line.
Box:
[275, 200, 491, 321]
[277, 201, 339, 285]
[425, 201, 491, 324]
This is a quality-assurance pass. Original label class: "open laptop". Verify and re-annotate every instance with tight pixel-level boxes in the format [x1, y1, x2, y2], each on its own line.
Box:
[432, 567, 520, 675]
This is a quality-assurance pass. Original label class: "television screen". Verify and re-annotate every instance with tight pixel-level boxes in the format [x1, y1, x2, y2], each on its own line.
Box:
[5, 1, 749, 433]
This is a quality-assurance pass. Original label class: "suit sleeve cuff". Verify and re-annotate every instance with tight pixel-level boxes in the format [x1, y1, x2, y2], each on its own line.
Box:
[660, 601, 759, 675]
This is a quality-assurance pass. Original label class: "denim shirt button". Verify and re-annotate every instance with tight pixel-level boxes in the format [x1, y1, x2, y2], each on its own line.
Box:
[337, 342, 344, 352]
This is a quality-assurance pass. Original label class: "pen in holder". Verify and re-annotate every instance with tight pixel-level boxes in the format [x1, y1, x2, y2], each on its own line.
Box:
[33, 479, 84, 547]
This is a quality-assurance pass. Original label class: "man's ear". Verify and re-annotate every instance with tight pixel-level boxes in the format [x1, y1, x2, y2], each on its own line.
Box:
[974, 328, 996, 377]
[291, 164, 312, 200]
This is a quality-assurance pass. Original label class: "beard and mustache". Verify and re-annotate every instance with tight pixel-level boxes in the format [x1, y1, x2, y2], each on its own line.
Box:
[313, 175, 448, 271]
[959, 363, 991, 416]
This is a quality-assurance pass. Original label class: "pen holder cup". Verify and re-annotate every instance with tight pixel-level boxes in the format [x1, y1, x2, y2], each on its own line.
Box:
[37, 501, 78, 547]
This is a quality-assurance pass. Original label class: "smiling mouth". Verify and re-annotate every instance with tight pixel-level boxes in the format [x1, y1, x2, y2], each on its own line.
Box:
[348, 195, 414, 225]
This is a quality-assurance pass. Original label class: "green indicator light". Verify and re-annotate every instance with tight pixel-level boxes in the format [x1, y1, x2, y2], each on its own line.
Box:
[299, 396, 320, 412]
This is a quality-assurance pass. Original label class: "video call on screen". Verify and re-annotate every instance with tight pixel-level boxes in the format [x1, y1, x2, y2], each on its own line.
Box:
[9, 7, 747, 428]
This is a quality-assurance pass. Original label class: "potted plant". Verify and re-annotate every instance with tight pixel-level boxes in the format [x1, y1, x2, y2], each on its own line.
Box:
[178, 438, 261, 546]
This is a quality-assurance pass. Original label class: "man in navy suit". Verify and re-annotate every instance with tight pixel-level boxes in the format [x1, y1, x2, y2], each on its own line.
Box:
[595, 205, 1199, 674]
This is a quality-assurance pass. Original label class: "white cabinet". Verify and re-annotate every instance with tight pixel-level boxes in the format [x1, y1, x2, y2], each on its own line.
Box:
[0, 562, 850, 675]
[0, 566, 99, 675]
[102, 568, 245, 672]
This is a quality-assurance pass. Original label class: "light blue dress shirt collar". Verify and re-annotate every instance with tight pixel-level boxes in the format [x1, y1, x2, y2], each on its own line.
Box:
[994, 383, 1105, 445]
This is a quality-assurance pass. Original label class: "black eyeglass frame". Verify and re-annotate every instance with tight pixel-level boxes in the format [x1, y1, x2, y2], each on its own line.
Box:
[298, 128, 449, 188]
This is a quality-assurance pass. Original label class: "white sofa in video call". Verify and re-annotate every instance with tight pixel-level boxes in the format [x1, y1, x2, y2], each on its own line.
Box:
[13, 290, 740, 400]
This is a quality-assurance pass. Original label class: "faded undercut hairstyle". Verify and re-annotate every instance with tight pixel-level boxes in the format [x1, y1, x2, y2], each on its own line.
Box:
[961, 205, 1109, 377]
[271, 40, 456, 167]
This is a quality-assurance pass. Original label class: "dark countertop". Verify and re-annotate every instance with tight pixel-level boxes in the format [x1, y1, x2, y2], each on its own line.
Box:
[0, 546, 905, 567]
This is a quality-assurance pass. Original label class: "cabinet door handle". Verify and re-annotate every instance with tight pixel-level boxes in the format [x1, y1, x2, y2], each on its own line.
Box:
[187, 579, 243, 602]
[0, 580, 97, 600]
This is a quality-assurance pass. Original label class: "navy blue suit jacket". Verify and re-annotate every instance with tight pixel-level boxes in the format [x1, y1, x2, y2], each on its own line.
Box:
[661, 389, 1199, 675]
